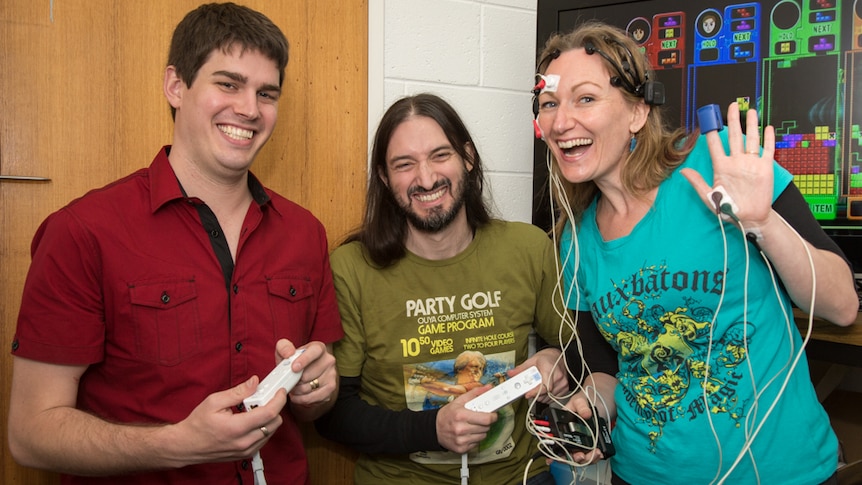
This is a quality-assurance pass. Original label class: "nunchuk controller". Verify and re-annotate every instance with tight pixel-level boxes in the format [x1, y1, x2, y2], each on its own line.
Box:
[465, 366, 542, 413]
[244, 348, 305, 410]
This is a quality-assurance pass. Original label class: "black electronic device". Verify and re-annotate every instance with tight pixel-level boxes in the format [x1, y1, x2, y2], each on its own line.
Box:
[534, 404, 615, 458]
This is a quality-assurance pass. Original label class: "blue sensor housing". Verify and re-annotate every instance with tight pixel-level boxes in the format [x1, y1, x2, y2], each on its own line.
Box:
[697, 104, 724, 133]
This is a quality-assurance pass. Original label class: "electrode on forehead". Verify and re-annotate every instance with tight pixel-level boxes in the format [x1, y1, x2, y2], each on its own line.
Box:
[533, 74, 560, 94]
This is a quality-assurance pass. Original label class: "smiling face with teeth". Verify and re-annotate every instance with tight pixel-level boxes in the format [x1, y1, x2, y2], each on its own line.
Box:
[536, 48, 648, 188]
[382, 115, 473, 234]
[164, 45, 281, 183]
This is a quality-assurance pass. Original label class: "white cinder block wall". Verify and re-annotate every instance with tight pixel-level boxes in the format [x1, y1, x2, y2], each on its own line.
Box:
[368, 0, 539, 223]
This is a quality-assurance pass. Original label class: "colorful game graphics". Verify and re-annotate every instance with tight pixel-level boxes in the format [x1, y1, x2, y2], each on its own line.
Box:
[764, 0, 843, 220]
[625, 13, 687, 122]
[843, 0, 862, 218]
[688, 4, 761, 131]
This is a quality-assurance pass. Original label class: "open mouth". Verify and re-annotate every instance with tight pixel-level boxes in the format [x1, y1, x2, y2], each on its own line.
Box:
[557, 137, 593, 157]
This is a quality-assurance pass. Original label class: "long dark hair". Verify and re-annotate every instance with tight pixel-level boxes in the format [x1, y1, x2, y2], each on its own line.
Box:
[343, 93, 491, 267]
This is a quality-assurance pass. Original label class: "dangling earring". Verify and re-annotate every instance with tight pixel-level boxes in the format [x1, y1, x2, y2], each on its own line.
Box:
[629, 133, 637, 152]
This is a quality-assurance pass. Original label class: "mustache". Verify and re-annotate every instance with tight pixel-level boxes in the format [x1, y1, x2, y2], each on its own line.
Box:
[407, 179, 451, 197]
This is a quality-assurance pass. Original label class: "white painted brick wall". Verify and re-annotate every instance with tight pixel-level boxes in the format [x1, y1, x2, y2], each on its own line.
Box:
[369, 0, 538, 223]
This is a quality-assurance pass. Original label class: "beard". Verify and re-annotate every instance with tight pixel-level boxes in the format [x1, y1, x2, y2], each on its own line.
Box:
[397, 170, 470, 233]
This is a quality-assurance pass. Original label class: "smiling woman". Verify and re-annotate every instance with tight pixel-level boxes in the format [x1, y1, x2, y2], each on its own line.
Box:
[0, 1, 367, 484]
[537, 20, 858, 485]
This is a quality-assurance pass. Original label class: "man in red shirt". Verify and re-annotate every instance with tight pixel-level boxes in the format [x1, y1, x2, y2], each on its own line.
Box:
[7, 3, 342, 484]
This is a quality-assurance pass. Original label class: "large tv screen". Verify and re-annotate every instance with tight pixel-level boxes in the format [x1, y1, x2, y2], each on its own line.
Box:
[534, 0, 862, 272]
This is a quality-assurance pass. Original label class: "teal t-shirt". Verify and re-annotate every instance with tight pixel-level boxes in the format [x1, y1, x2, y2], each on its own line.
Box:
[332, 220, 571, 485]
[560, 133, 837, 484]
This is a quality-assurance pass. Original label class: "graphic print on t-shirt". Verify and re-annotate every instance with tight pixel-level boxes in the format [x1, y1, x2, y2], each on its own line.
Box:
[399, 290, 514, 358]
[593, 261, 754, 452]
[406, 350, 518, 464]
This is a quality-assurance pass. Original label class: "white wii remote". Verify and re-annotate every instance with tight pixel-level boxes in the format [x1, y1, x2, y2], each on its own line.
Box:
[465, 365, 542, 412]
[244, 348, 305, 410]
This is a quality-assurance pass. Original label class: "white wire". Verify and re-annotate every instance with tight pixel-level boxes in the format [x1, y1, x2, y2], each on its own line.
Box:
[461, 452, 469, 485]
[716, 214, 817, 484]
[542, 129, 821, 484]
[724, 211, 762, 484]
[457, 147, 593, 483]
[252, 450, 267, 485]
[523, 455, 535, 484]
[704, 210, 730, 485]
[528, 149, 610, 485]
[706, 205, 813, 484]
[737, 220, 761, 485]
[546, 146, 589, 410]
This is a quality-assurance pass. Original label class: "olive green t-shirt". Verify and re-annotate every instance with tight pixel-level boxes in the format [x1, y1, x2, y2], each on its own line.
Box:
[331, 220, 571, 484]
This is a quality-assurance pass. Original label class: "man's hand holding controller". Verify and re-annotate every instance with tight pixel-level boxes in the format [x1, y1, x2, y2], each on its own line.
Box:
[242, 343, 310, 485]
[157, 371, 287, 468]
[435, 385, 498, 454]
[155, 340, 336, 470]
[271, 339, 339, 420]
[435, 366, 543, 454]
[244, 348, 306, 411]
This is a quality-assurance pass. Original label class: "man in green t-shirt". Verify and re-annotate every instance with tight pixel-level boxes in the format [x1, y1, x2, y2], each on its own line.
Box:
[316, 93, 573, 485]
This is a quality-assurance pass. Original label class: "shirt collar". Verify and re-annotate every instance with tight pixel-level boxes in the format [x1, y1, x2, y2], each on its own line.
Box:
[149, 146, 272, 213]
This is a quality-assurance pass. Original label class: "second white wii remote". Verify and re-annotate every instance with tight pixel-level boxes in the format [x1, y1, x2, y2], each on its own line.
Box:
[243, 348, 306, 410]
[465, 365, 542, 413]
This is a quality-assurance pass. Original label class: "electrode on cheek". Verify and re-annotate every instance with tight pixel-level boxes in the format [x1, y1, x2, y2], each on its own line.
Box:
[534, 119, 544, 139]
[531, 74, 559, 139]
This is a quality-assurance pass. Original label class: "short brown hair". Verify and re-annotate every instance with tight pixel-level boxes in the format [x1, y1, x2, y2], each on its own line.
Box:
[167, 2, 289, 118]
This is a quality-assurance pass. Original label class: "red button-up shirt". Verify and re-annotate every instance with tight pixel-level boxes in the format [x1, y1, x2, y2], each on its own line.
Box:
[13, 147, 343, 484]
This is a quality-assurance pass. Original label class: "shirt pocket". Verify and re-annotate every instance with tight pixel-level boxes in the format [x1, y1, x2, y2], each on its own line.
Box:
[128, 279, 202, 366]
[266, 275, 314, 343]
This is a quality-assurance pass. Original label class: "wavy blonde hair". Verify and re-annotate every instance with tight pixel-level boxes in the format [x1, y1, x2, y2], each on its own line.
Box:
[537, 21, 696, 236]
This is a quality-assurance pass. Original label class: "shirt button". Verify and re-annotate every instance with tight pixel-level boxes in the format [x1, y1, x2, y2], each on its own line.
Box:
[235, 342, 243, 352]
[289, 286, 296, 296]
[11, 339, 19, 351]
[241, 460, 249, 470]
[161, 292, 170, 304]
[233, 284, 239, 294]
[210, 229, 219, 238]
